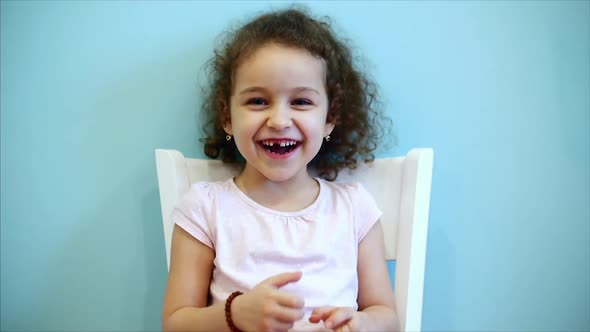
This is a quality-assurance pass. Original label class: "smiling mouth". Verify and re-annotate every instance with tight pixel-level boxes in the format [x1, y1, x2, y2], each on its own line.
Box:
[259, 140, 301, 155]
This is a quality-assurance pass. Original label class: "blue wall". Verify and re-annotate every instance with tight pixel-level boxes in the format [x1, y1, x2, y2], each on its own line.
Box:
[1, 1, 588, 331]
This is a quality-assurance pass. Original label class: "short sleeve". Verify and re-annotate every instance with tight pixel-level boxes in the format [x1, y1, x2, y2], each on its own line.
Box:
[347, 182, 383, 243]
[170, 182, 216, 250]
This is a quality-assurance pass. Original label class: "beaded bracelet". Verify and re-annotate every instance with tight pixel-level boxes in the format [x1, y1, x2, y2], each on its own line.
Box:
[224, 291, 244, 332]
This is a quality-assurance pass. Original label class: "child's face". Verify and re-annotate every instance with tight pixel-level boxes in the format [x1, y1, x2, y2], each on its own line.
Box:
[226, 43, 334, 183]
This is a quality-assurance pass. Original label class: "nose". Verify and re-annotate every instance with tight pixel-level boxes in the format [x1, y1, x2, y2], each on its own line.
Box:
[266, 103, 293, 130]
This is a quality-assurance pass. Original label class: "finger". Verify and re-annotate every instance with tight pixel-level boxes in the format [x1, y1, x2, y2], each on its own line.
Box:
[271, 319, 295, 332]
[345, 318, 359, 332]
[273, 306, 305, 324]
[339, 313, 361, 332]
[324, 308, 354, 329]
[263, 271, 302, 288]
[274, 289, 305, 309]
[309, 306, 336, 323]
[345, 321, 355, 332]
[338, 323, 351, 332]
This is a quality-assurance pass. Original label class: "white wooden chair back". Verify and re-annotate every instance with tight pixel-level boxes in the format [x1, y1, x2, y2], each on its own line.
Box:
[155, 148, 433, 332]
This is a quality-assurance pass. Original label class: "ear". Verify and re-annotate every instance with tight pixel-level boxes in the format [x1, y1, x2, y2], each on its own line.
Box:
[223, 122, 232, 136]
[324, 122, 335, 137]
[221, 101, 232, 135]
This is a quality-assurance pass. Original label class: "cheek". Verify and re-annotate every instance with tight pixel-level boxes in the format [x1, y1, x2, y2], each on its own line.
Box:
[301, 127, 327, 150]
[229, 114, 259, 140]
[226, 99, 242, 129]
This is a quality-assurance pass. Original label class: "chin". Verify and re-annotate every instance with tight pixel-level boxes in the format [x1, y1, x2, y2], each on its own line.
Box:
[262, 171, 297, 183]
[257, 166, 306, 183]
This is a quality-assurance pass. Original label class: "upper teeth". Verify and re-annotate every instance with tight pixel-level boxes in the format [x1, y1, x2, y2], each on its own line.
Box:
[262, 140, 297, 147]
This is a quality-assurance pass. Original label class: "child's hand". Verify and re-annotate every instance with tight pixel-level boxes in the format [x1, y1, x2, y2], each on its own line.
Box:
[309, 306, 366, 332]
[232, 271, 305, 332]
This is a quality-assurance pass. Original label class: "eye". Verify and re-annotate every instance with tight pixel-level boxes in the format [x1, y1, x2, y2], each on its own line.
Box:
[247, 98, 268, 106]
[292, 99, 312, 106]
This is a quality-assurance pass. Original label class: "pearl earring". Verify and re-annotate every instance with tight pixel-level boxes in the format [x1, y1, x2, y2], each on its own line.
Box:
[325, 135, 331, 142]
[226, 135, 232, 141]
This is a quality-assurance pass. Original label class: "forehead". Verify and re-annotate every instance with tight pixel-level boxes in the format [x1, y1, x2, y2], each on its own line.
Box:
[232, 44, 326, 94]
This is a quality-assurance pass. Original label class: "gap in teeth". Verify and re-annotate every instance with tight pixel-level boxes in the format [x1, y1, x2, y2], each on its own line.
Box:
[262, 140, 297, 147]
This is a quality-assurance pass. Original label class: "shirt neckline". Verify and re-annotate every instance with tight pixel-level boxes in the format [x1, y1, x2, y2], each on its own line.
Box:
[227, 177, 324, 217]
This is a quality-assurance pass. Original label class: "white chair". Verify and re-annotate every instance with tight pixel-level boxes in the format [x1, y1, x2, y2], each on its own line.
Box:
[155, 148, 434, 332]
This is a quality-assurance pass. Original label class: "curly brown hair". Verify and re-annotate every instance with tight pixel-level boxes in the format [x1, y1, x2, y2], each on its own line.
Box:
[199, 6, 392, 181]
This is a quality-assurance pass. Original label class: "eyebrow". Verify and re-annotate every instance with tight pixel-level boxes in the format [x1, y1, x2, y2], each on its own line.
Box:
[238, 86, 320, 95]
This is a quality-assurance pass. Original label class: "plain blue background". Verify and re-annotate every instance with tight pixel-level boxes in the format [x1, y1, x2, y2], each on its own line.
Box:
[1, 1, 588, 331]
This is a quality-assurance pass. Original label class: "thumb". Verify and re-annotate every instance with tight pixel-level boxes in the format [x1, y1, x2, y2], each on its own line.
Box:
[263, 271, 302, 288]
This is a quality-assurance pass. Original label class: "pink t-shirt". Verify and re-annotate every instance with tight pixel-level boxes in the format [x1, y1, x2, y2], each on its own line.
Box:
[171, 177, 382, 331]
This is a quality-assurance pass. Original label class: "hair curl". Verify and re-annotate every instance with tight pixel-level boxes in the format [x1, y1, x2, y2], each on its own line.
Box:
[199, 7, 392, 181]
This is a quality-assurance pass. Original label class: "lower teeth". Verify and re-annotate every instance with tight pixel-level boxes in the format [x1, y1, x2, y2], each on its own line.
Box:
[264, 145, 295, 154]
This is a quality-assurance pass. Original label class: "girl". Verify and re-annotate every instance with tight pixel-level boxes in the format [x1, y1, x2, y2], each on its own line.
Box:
[162, 7, 397, 332]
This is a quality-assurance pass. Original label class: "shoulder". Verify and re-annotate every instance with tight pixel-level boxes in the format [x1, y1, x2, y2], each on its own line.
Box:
[182, 179, 233, 202]
[318, 178, 372, 202]
[174, 178, 235, 218]
[171, 178, 235, 249]
[319, 178, 382, 241]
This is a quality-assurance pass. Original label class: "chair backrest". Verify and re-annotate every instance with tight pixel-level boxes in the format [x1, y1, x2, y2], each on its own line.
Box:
[155, 148, 433, 332]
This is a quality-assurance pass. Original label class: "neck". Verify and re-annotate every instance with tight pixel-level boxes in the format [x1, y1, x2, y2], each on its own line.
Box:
[234, 165, 319, 212]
